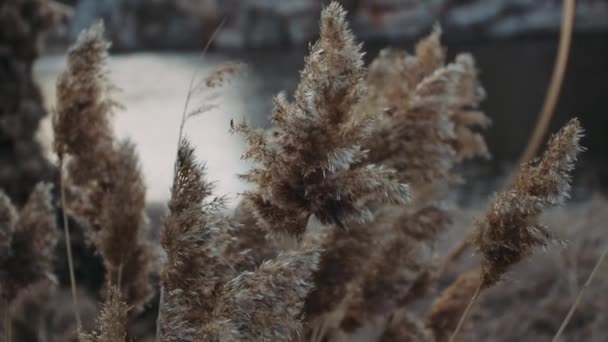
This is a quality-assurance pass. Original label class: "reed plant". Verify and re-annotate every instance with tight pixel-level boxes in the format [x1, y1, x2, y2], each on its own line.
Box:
[1, 2, 603, 342]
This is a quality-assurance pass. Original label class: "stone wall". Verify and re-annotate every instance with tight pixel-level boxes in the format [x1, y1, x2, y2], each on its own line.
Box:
[59, 0, 608, 50]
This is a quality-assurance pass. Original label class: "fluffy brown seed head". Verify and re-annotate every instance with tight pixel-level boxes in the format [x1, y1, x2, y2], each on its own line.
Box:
[160, 139, 234, 340]
[206, 248, 320, 341]
[425, 271, 481, 342]
[54, 22, 155, 312]
[363, 27, 489, 197]
[236, 2, 409, 236]
[473, 118, 583, 288]
[0, 183, 58, 302]
[53, 21, 116, 180]
[79, 287, 128, 342]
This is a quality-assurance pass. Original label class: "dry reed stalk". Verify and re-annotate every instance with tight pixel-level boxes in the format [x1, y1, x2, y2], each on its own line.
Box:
[519, 0, 576, 164]
[426, 271, 481, 342]
[58, 157, 82, 329]
[552, 245, 608, 341]
[450, 118, 583, 341]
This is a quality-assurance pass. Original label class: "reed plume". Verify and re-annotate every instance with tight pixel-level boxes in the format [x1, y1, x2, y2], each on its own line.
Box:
[234, 2, 409, 237]
[159, 138, 233, 341]
[200, 249, 320, 341]
[363, 26, 489, 197]
[53, 21, 154, 313]
[80, 287, 128, 342]
[474, 118, 583, 288]
[0, 183, 58, 303]
[450, 118, 584, 341]
[0, 184, 58, 342]
[340, 206, 449, 332]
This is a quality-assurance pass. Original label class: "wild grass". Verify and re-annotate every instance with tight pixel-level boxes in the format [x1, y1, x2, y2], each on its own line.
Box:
[0, 2, 605, 342]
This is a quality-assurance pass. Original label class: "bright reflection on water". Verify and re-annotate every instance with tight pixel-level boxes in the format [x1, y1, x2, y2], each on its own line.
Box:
[34, 52, 300, 204]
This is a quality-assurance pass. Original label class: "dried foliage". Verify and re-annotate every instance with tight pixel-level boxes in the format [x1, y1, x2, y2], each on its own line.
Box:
[80, 287, 128, 342]
[2, 2, 596, 342]
[53, 22, 154, 312]
[234, 2, 410, 237]
[0, 183, 58, 303]
[473, 118, 583, 288]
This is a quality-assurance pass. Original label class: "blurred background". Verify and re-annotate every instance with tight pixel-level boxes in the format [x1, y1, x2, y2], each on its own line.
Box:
[3, 0, 608, 206]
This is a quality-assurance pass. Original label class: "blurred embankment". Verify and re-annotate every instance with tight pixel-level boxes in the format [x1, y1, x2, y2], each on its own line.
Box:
[51, 0, 608, 51]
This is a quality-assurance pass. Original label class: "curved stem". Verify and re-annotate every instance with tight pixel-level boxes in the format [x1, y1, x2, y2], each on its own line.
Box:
[519, 0, 576, 164]
[449, 283, 481, 342]
[59, 157, 82, 330]
[552, 246, 607, 341]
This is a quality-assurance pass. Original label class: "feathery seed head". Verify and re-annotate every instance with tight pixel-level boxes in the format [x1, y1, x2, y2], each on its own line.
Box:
[53, 21, 116, 166]
[473, 118, 583, 288]
[79, 287, 128, 342]
[237, 2, 409, 236]
[209, 248, 320, 341]
[0, 183, 58, 302]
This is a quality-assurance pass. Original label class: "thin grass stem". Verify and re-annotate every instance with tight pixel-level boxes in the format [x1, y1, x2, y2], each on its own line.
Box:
[59, 156, 82, 330]
[519, 0, 576, 164]
[449, 282, 481, 342]
[552, 246, 607, 341]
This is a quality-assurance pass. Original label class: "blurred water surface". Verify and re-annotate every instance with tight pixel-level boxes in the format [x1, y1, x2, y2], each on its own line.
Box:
[34, 34, 608, 203]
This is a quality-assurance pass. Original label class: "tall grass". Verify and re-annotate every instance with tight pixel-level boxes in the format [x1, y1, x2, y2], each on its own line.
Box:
[1, 1, 603, 342]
